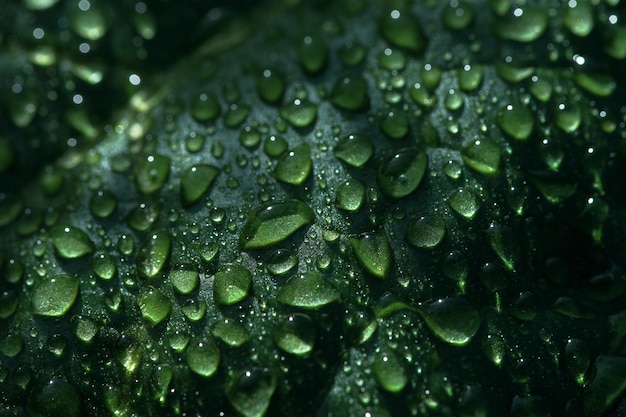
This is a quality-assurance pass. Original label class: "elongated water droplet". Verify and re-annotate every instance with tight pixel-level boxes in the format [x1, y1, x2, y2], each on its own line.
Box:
[335, 179, 365, 212]
[277, 272, 340, 308]
[380, 9, 427, 53]
[406, 214, 445, 249]
[137, 230, 172, 278]
[240, 199, 314, 250]
[227, 369, 276, 417]
[187, 340, 220, 377]
[330, 74, 369, 111]
[497, 103, 534, 140]
[378, 149, 428, 198]
[350, 232, 392, 279]
[486, 223, 520, 271]
[419, 297, 481, 345]
[563, 1, 594, 37]
[93, 252, 116, 280]
[461, 137, 501, 176]
[334, 133, 374, 167]
[297, 34, 328, 74]
[256, 69, 285, 104]
[214, 265, 252, 306]
[51, 225, 94, 259]
[271, 143, 312, 185]
[136, 154, 170, 194]
[138, 286, 171, 325]
[211, 318, 251, 347]
[192, 93, 221, 122]
[373, 351, 407, 393]
[180, 164, 219, 207]
[273, 313, 316, 356]
[32, 274, 79, 317]
[495, 6, 547, 42]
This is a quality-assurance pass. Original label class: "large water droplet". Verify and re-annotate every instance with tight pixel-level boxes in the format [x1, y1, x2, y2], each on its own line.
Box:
[191, 93, 221, 122]
[277, 272, 340, 308]
[31, 274, 79, 317]
[378, 149, 428, 198]
[373, 351, 407, 393]
[213, 265, 252, 306]
[273, 313, 316, 356]
[418, 297, 481, 345]
[89, 190, 117, 218]
[138, 286, 171, 325]
[256, 69, 285, 104]
[335, 179, 365, 212]
[280, 99, 317, 128]
[180, 164, 219, 207]
[461, 137, 501, 176]
[187, 340, 220, 377]
[169, 266, 199, 295]
[136, 154, 171, 194]
[226, 369, 276, 417]
[271, 143, 312, 185]
[441, 0, 475, 30]
[297, 34, 328, 74]
[495, 6, 548, 42]
[448, 187, 481, 219]
[240, 199, 314, 250]
[380, 9, 427, 53]
[211, 318, 251, 347]
[406, 214, 445, 249]
[330, 74, 369, 111]
[137, 230, 172, 279]
[51, 226, 95, 259]
[350, 232, 392, 279]
[333, 133, 374, 167]
[497, 103, 534, 141]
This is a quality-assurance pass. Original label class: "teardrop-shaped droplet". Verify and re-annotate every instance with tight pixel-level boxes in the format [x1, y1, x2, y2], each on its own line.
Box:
[240, 199, 314, 250]
[187, 340, 220, 378]
[335, 179, 365, 212]
[485, 223, 520, 271]
[373, 351, 407, 393]
[136, 154, 171, 194]
[31, 274, 79, 317]
[461, 137, 501, 176]
[406, 214, 446, 249]
[297, 34, 328, 74]
[214, 265, 252, 306]
[448, 187, 481, 219]
[330, 74, 369, 111]
[89, 190, 117, 218]
[378, 149, 428, 199]
[333, 133, 374, 167]
[51, 225, 95, 259]
[563, 1, 594, 37]
[169, 266, 199, 295]
[137, 286, 171, 325]
[226, 369, 276, 417]
[180, 164, 219, 207]
[277, 272, 340, 309]
[256, 69, 285, 104]
[271, 143, 312, 185]
[419, 297, 481, 345]
[69, 0, 108, 40]
[495, 6, 548, 42]
[350, 232, 392, 279]
[497, 103, 534, 141]
[137, 230, 172, 279]
[273, 313, 316, 356]
[280, 99, 317, 128]
[211, 318, 251, 347]
[458, 64, 483, 91]
[93, 252, 116, 280]
[380, 9, 427, 53]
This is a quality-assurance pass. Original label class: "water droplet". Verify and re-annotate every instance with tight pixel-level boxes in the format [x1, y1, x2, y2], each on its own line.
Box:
[182, 299, 206, 321]
[526, 170, 577, 203]
[226, 369, 276, 417]
[127, 203, 159, 231]
[71, 314, 99, 343]
[529, 74, 553, 102]
[461, 137, 501, 176]
[169, 266, 199, 295]
[187, 340, 220, 377]
[458, 64, 483, 91]
[441, 1, 475, 30]
[0, 334, 23, 357]
[379, 110, 409, 139]
[373, 351, 407, 393]
[334, 133, 374, 167]
[256, 69, 285, 104]
[240, 199, 314, 250]
[266, 249, 298, 276]
[0, 291, 18, 319]
[448, 187, 481, 219]
[297, 34, 328, 74]
[137, 230, 172, 278]
[277, 272, 340, 308]
[338, 40, 367, 66]
[406, 214, 445, 249]
[180, 164, 219, 207]
[409, 83, 437, 108]
[563, 1, 594, 37]
[335, 179, 365, 212]
[271, 143, 312, 185]
[495, 6, 548, 42]
[510, 291, 538, 320]
[444, 88, 464, 111]
[573, 73, 616, 97]
[69, 0, 108, 40]
[211, 318, 251, 347]
[564, 338, 590, 385]
[138, 286, 172, 325]
[263, 135, 288, 158]
[380, 9, 427, 53]
[273, 313, 316, 355]
[192, 93, 221, 121]
[330, 74, 369, 111]
[27, 378, 80, 417]
[583, 356, 626, 415]
[280, 99, 317, 128]
[31, 274, 79, 317]
[497, 103, 534, 140]
[224, 103, 251, 128]
[136, 154, 171, 194]
[89, 190, 116, 218]
[239, 126, 262, 148]
[378, 47, 406, 70]
[51, 225, 94, 259]
[214, 265, 252, 306]
[378, 149, 428, 198]
[485, 223, 520, 271]
[93, 252, 116, 280]
[350, 232, 392, 279]
[418, 297, 481, 345]
[555, 102, 581, 133]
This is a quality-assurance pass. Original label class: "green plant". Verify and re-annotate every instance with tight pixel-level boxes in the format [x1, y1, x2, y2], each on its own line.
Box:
[1, 0, 626, 416]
